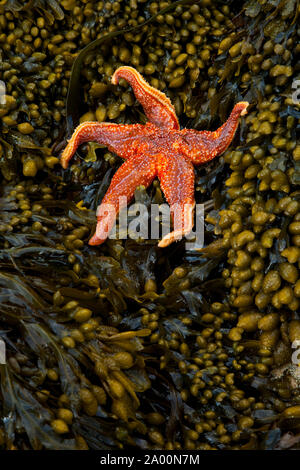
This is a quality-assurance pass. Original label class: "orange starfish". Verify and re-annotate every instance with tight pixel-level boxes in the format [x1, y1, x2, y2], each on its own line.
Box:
[61, 66, 248, 247]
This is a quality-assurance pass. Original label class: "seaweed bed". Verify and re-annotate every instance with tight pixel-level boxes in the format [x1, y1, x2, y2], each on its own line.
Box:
[0, 0, 299, 450]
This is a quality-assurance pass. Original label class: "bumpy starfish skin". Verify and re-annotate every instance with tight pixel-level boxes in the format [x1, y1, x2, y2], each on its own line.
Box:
[61, 66, 248, 247]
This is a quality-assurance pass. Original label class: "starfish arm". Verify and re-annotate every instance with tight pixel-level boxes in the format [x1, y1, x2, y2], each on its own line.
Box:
[89, 153, 157, 246]
[157, 154, 195, 248]
[112, 66, 180, 130]
[61, 122, 147, 169]
[180, 101, 249, 165]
